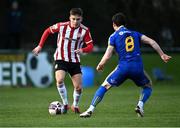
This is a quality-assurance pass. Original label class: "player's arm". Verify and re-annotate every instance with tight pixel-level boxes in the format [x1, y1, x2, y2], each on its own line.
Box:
[74, 29, 94, 54]
[32, 23, 60, 56]
[96, 45, 114, 71]
[74, 43, 93, 54]
[141, 35, 171, 63]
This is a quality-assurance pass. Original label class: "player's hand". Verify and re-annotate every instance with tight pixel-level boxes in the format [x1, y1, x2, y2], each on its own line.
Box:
[161, 54, 172, 63]
[32, 46, 42, 56]
[96, 64, 104, 72]
[74, 49, 83, 55]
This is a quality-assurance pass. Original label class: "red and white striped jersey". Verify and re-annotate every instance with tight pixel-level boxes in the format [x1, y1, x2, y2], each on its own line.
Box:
[49, 21, 93, 63]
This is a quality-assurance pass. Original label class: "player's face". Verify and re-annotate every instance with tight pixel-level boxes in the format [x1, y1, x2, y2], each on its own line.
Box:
[69, 15, 82, 28]
[113, 23, 118, 31]
[112, 23, 116, 30]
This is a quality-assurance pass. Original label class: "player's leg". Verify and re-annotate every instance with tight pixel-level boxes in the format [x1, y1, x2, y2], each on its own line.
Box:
[55, 70, 69, 113]
[144, 70, 152, 85]
[68, 62, 82, 114]
[139, 71, 152, 105]
[71, 73, 82, 113]
[79, 84, 111, 117]
[136, 83, 152, 117]
[133, 70, 152, 117]
[80, 66, 127, 117]
[54, 60, 69, 113]
[91, 83, 112, 107]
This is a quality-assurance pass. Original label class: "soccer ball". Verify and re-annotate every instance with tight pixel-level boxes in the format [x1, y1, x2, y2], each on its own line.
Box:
[48, 101, 63, 115]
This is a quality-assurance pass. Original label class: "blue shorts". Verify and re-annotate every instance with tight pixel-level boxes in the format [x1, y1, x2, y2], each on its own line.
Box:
[104, 61, 150, 87]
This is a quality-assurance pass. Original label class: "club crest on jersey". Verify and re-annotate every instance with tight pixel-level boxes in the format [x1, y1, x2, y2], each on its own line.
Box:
[51, 24, 58, 30]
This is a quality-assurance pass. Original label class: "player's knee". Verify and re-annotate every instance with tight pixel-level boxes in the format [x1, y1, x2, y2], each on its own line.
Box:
[56, 79, 64, 86]
[73, 81, 82, 91]
[75, 85, 82, 90]
[144, 83, 152, 88]
[74, 86, 82, 93]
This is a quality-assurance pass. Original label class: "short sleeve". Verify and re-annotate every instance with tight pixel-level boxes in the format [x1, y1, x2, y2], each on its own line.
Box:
[108, 33, 115, 46]
[136, 31, 143, 38]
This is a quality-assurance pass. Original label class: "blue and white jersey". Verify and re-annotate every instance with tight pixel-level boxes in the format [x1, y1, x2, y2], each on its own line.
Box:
[108, 26, 143, 63]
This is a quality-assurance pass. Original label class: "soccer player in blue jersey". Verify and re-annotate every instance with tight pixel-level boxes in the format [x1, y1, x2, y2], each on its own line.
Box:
[80, 12, 171, 118]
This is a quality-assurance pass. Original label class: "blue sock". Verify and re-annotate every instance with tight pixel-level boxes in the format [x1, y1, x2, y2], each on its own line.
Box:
[140, 87, 152, 103]
[91, 86, 107, 107]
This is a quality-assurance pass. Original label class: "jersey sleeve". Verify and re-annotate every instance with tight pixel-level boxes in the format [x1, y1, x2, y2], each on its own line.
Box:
[108, 34, 115, 46]
[83, 29, 93, 44]
[49, 23, 61, 33]
[136, 31, 144, 38]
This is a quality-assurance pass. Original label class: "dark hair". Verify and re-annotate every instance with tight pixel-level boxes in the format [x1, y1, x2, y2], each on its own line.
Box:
[112, 12, 127, 26]
[70, 8, 83, 16]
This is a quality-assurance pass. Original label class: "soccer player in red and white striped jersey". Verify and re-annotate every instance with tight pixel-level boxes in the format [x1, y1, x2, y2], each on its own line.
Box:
[32, 8, 93, 114]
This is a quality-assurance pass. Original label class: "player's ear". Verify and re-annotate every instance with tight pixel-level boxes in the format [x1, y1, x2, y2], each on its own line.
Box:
[113, 23, 116, 30]
[113, 23, 115, 27]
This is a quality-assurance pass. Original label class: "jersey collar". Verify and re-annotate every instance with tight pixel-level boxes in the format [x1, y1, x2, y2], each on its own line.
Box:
[69, 21, 80, 29]
[116, 25, 125, 32]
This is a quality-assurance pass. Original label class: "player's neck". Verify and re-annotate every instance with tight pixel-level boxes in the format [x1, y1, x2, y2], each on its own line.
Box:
[69, 22, 80, 29]
[114, 25, 124, 31]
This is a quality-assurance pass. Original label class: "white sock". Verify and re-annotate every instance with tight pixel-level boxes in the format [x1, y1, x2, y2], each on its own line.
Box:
[73, 89, 82, 107]
[87, 105, 95, 112]
[137, 101, 144, 109]
[57, 83, 68, 105]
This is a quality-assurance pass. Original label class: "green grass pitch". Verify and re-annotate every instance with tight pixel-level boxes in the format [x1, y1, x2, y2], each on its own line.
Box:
[0, 53, 180, 127]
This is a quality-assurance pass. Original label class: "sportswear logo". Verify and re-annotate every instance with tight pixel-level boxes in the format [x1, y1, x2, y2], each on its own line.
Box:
[119, 31, 131, 35]
[119, 32, 123, 35]
[55, 64, 58, 69]
[51, 24, 58, 30]
[110, 79, 116, 84]
[64, 37, 77, 42]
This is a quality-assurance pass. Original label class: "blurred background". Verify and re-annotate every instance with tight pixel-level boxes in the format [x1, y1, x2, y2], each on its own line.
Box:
[0, 0, 180, 87]
[1, 1, 180, 127]
[0, 0, 180, 50]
